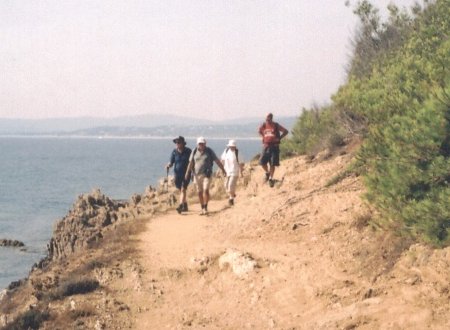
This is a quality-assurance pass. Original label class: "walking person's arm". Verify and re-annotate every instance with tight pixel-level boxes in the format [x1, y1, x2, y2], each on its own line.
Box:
[184, 161, 193, 181]
[214, 159, 226, 176]
[166, 151, 175, 170]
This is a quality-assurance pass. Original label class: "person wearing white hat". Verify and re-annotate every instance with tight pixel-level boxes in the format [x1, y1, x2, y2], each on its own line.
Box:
[185, 136, 226, 215]
[221, 139, 243, 206]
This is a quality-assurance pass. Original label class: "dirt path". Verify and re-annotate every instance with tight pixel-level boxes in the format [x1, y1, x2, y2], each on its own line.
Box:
[141, 206, 220, 269]
[130, 156, 362, 329]
[133, 185, 313, 329]
[134, 201, 234, 329]
[125, 155, 450, 329]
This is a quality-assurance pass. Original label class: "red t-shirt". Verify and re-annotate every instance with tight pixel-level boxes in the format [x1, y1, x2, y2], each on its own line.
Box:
[259, 121, 287, 147]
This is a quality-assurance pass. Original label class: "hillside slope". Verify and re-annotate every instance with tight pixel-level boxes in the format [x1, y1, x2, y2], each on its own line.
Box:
[123, 149, 450, 329]
[1, 148, 450, 329]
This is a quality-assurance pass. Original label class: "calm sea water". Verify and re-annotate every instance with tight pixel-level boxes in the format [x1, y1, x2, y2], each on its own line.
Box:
[0, 136, 261, 289]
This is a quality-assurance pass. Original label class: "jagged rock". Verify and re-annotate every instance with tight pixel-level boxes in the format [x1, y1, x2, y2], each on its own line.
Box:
[7, 279, 26, 290]
[0, 239, 25, 248]
[0, 290, 8, 304]
[0, 313, 7, 327]
[47, 189, 124, 261]
[95, 319, 106, 330]
[144, 185, 156, 195]
[130, 194, 142, 205]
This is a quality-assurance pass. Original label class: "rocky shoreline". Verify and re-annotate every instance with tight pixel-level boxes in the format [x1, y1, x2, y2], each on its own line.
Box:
[0, 168, 227, 329]
[0, 175, 181, 329]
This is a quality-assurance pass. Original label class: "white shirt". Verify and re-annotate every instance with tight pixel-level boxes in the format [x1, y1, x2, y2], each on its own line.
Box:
[221, 148, 241, 177]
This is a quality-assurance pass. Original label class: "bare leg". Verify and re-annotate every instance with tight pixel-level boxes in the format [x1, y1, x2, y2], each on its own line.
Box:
[203, 190, 210, 206]
[180, 187, 187, 204]
[261, 164, 269, 174]
[198, 192, 204, 207]
[269, 165, 275, 179]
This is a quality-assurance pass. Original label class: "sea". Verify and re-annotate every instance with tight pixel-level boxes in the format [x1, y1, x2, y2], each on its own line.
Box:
[0, 136, 261, 290]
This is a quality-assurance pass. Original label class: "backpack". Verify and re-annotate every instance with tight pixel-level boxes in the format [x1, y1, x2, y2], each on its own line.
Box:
[262, 122, 281, 139]
[191, 147, 214, 177]
[224, 147, 239, 163]
[191, 147, 213, 158]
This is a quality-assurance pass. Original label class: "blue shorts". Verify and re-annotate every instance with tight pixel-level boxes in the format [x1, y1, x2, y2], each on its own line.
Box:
[174, 174, 189, 190]
[259, 145, 280, 166]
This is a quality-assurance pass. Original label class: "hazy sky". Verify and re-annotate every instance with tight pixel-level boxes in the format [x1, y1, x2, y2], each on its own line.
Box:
[1, 0, 418, 121]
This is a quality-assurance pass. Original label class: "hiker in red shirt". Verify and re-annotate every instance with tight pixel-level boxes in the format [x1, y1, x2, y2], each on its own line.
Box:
[258, 113, 289, 187]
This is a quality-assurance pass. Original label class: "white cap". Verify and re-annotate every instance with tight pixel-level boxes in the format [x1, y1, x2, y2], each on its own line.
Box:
[197, 136, 206, 144]
[227, 139, 236, 147]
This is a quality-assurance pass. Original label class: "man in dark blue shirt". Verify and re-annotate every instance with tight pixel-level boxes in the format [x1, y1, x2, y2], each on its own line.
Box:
[166, 136, 192, 213]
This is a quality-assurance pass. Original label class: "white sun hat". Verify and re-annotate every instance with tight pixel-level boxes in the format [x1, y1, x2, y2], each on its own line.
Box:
[227, 139, 237, 147]
[197, 136, 206, 144]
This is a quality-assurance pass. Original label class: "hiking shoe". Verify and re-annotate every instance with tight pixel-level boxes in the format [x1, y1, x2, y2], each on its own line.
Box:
[269, 179, 275, 188]
[176, 204, 183, 214]
[264, 172, 270, 182]
[182, 203, 188, 212]
[228, 199, 234, 206]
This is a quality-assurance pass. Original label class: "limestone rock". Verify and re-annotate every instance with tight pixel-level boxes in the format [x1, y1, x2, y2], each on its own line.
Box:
[0, 290, 7, 304]
[46, 189, 124, 261]
[218, 249, 258, 277]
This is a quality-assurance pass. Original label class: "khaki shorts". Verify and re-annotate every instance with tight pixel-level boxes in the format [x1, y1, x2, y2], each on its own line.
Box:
[194, 174, 211, 193]
[224, 175, 238, 195]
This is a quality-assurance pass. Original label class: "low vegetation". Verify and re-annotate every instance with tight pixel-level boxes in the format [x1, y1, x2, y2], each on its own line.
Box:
[283, 0, 450, 246]
[2, 309, 49, 330]
[52, 278, 100, 299]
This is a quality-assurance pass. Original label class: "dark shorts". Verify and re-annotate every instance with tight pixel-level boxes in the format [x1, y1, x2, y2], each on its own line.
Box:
[259, 145, 280, 166]
[174, 174, 189, 190]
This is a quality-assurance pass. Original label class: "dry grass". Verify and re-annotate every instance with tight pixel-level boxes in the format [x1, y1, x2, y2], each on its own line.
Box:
[0, 211, 149, 329]
[54, 278, 99, 299]
[352, 211, 373, 231]
[1, 309, 49, 330]
[47, 302, 96, 329]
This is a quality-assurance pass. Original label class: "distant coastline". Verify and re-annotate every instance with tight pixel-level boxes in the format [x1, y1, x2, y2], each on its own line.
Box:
[0, 114, 298, 138]
[0, 134, 261, 140]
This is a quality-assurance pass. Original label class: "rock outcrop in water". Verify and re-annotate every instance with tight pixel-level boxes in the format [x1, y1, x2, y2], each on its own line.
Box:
[0, 239, 25, 248]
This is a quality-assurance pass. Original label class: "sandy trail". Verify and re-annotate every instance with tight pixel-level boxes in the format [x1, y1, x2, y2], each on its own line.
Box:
[126, 155, 450, 329]
[134, 200, 240, 329]
[143, 208, 215, 268]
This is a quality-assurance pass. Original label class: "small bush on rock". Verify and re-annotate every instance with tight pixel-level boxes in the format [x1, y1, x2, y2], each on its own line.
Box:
[50, 278, 99, 300]
[2, 309, 50, 330]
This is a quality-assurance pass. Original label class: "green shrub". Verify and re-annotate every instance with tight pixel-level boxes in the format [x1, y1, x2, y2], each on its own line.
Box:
[342, 0, 450, 245]
[2, 309, 50, 330]
[363, 90, 450, 246]
[59, 278, 99, 297]
[49, 278, 100, 300]
[281, 106, 347, 157]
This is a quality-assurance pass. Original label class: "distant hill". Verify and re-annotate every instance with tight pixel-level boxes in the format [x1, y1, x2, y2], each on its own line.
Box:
[0, 114, 298, 138]
[0, 114, 214, 134]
